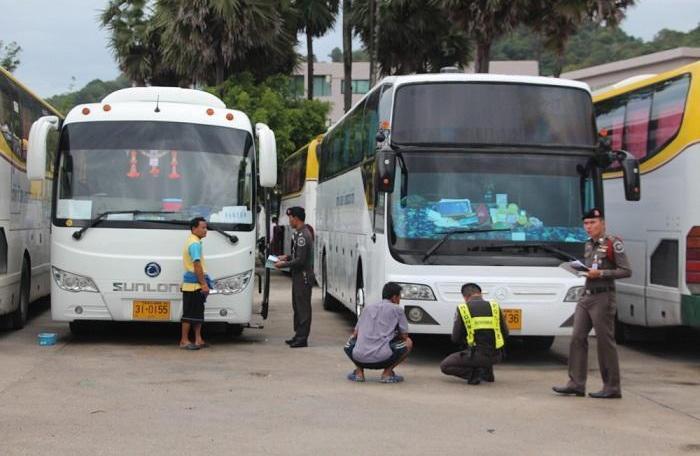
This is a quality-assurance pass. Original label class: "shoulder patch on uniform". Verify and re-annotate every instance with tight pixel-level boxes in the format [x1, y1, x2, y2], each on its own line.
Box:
[613, 239, 624, 253]
[297, 236, 306, 247]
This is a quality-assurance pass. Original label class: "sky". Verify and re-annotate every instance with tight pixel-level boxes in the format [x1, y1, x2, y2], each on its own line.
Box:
[1, 0, 699, 98]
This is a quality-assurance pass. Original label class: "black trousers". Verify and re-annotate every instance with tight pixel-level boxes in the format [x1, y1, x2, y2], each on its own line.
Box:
[440, 348, 499, 380]
[292, 273, 312, 341]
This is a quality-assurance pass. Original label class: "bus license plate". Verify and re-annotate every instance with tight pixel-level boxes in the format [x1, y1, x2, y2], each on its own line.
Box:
[503, 309, 522, 330]
[133, 301, 171, 321]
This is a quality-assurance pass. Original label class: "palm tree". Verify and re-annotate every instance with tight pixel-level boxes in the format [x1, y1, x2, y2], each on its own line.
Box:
[442, 0, 525, 73]
[100, 0, 152, 86]
[353, 0, 471, 75]
[156, 0, 288, 86]
[343, 0, 353, 112]
[294, 0, 340, 99]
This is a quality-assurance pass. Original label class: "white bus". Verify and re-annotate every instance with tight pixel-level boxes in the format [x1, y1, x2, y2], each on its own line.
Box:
[26, 87, 277, 335]
[0, 66, 61, 329]
[316, 73, 639, 348]
[279, 135, 321, 256]
[594, 61, 700, 338]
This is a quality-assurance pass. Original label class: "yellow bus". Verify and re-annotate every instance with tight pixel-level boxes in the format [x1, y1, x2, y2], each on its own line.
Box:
[594, 61, 700, 338]
[278, 135, 321, 257]
[0, 66, 62, 328]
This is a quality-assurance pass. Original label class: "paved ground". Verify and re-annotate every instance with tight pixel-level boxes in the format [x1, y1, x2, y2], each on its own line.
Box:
[1, 271, 699, 455]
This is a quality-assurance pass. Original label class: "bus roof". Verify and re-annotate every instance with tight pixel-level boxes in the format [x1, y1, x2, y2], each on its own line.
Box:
[0, 65, 63, 117]
[102, 86, 226, 108]
[593, 60, 700, 102]
[379, 73, 591, 93]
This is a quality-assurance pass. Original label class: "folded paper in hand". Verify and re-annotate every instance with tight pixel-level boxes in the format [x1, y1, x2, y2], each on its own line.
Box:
[569, 260, 589, 272]
[266, 255, 289, 271]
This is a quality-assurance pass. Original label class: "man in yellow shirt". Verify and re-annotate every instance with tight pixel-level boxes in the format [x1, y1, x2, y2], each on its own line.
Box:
[180, 217, 211, 350]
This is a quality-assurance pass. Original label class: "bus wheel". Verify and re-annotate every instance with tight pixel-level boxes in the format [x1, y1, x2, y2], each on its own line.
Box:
[10, 261, 30, 330]
[226, 324, 244, 338]
[523, 336, 554, 351]
[614, 315, 629, 345]
[322, 255, 340, 311]
[69, 321, 91, 336]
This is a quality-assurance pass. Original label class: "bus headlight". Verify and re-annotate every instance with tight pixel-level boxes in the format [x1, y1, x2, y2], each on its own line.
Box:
[52, 267, 99, 293]
[564, 286, 584, 302]
[214, 270, 252, 295]
[398, 283, 436, 301]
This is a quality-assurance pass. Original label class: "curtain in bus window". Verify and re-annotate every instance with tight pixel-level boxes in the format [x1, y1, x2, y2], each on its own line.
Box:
[649, 75, 690, 155]
[623, 91, 652, 159]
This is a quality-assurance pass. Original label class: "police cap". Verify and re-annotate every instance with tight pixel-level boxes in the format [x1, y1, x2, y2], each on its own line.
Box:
[582, 208, 604, 220]
[286, 206, 306, 221]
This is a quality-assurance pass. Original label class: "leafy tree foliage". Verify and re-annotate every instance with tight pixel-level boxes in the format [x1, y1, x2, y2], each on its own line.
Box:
[0, 41, 21, 72]
[46, 76, 132, 115]
[214, 73, 330, 161]
[353, 0, 471, 74]
[328, 47, 369, 62]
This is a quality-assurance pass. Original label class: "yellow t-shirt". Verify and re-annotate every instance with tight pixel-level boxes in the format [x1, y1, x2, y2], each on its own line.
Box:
[182, 233, 207, 292]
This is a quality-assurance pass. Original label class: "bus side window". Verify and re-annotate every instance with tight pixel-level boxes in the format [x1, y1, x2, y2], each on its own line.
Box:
[363, 88, 381, 157]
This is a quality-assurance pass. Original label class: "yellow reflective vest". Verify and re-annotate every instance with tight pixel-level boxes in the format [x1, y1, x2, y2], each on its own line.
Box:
[457, 300, 505, 349]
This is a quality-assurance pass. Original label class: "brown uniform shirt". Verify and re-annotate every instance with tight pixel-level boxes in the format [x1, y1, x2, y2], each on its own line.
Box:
[583, 234, 632, 289]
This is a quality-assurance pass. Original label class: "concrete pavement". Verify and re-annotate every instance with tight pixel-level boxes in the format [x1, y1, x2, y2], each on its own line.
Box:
[0, 271, 699, 455]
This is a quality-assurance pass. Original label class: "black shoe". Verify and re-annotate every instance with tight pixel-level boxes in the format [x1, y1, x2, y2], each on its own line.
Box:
[285, 338, 296, 345]
[289, 340, 308, 348]
[552, 385, 585, 397]
[481, 371, 495, 383]
[588, 390, 622, 399]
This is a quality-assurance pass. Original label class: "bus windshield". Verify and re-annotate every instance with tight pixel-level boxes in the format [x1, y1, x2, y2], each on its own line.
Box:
[391, 82, 596, 147]
[54, 121, 254, 230]
[389, 152, 597, 263]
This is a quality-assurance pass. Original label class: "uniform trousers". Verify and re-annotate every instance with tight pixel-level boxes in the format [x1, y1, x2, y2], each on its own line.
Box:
[292, 273, 312, 341]
[440, 348, 499, 380]
[567, 292, 621, 394]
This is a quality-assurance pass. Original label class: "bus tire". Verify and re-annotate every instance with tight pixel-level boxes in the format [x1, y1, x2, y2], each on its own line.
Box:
[69, 321, 91, 336]
[355, 264, 365, 318]
[322, 254, 341, 311]
[226, 324, 244, 338]
[523, 335, 554, 351]
[614, 315, 629, 345]
[10, 260, 31, 330]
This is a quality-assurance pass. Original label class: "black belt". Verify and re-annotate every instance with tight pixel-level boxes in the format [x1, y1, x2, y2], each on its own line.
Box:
[584, 286, 614, 295]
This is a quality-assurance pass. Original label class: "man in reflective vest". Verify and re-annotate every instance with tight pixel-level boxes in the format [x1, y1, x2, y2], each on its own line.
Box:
[440, 283, 509, 385]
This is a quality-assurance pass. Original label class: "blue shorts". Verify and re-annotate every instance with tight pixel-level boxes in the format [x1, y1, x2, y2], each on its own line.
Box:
[344, 337, 408, 369]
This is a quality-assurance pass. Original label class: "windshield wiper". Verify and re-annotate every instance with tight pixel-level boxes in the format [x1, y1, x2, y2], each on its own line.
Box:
[422, 228, 512, 263]
[145, 219, 239, 244]
[72, 210, 179, 240]
[472, 243, 578, 261]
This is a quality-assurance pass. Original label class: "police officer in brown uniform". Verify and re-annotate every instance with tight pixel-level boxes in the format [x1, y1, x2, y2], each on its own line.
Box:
[275, 206, 314, 348]
[553, 208, 631, 399]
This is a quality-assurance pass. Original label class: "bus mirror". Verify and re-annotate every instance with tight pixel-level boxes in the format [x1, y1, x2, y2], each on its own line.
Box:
[375, 150, 396, 193]
[27, 115, 59, 181]
[616, 150, 641, 201]
[256, 123, 277, 188]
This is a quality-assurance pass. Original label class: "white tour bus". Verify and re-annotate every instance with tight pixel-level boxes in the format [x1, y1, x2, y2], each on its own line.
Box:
[27, 87, 277, 335]
[595, 61, 700, 338]
[0, 66, 61, 329]
[278, 135, 321, 256]
[316, 73, 639, 348]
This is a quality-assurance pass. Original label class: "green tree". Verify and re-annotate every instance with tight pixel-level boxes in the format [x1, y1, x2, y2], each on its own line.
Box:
[442, 0, 525, 73]
[47, 76, 132, 115]
[100, 0, 183, 85]
[353, 0, 471, 75]
[156, 0, 295, 86]
[214, 73, 330, 162]
[294, 0, 340, 99]
[0, 41, 21, 72]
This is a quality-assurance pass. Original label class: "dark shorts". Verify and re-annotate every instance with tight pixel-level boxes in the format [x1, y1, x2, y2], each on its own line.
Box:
[344, 337, 408, 369]
[182, 291, 206, 323]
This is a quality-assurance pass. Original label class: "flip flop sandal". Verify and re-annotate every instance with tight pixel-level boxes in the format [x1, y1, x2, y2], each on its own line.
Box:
[196, 343, 210, 349]
[380, 375, 404, 384]
[180, 343, 200, 350]
[390, 371, 404, 382]
[347, 371, 365, 382]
